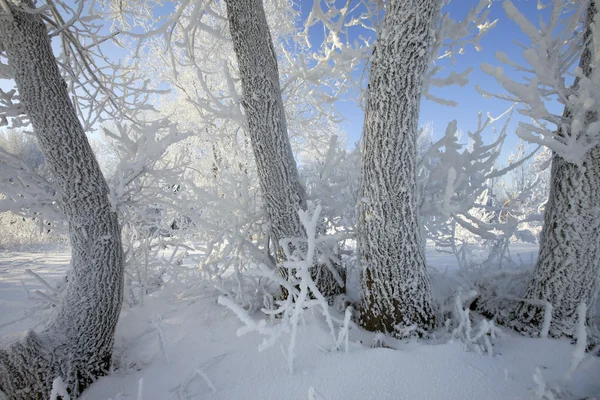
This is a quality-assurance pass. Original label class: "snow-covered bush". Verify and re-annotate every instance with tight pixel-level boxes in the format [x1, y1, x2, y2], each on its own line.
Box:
[101, 118, 196, 306]
[219, 205, 352, 373]
[184, 134, 274, 313]
[443, 287, 502, 355]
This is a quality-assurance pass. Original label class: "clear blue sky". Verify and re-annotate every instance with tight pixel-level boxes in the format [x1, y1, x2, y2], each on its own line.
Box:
[295, 0, 565, 161]
[0, 0, 568, 166]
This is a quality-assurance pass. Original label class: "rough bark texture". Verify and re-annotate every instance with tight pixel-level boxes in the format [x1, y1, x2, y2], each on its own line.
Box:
[225, 0, 343, 298]
[0, 2, 124, 398]
[511, 1, 600, 337]
[358, 0, 440, 334]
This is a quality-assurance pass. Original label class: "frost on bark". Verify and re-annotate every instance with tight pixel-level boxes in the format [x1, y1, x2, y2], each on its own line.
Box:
[225, 0, 343, 298]
[0, 2, 123, 398]
[511, 1, 600, 338]
[358, 0, 440, 335]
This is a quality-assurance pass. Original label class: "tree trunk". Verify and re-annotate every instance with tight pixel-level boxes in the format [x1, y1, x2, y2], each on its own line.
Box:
[224, 0, 343, 298]
[0, 2, 124, 398]
[511, 1, 600, 337]
[358, 0, 440, 335]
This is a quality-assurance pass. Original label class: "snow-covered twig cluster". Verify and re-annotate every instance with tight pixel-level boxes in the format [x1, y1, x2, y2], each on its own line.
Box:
[419, 108, 547, 271]
[444, 288, 502, 355]
[101, 117, 197, 305]
[481, 0, 599, 164]
[0, 0, 162, 133]
[219, 205, 352, 373]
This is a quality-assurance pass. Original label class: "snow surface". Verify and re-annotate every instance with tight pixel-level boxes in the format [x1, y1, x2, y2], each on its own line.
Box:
[1, 246, 599, 400]
[0, 247, 70, 336]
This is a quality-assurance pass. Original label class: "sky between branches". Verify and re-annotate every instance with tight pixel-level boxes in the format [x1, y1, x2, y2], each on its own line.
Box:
[296, 0, 565, 163]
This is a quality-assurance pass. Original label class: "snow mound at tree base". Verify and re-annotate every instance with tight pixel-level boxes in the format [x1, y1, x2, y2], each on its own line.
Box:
[83, 284, 600, 400]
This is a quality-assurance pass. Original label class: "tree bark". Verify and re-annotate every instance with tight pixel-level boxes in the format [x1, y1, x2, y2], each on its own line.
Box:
[225, 0, 343, 298]
[0, 2, 123, 398]
[358, 0, 440, 335]
[511, 0, 600, 337]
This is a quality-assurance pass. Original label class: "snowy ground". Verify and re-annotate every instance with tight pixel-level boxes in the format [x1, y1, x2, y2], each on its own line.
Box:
[0, 246, 70, 336]
[0, 245, 599, 400]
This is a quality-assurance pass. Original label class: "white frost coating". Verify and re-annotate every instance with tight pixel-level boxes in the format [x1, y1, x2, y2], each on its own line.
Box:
[219, 206, 350, 373]
[424, 0, 496, 106]
[446, 288, 500, 356]
[417, 110, 546, 271]
[512, 1, 600, 338]
[308, 387, 326, 400]
[358, 0, 440, 334]
[442, 167, 457, 216]
[225, 0, 342, 297]
[0, 1, 124, 397]
[137, 378, 144, 400]
[335, 306, 352, 354]
[564, 302, 588, 382]
[481, 0, 600, 165]
[540, 301, 553, 340]
[532, 367, 557, 400]
[195, 369, 217, 394]
[50, 378, 70, 400]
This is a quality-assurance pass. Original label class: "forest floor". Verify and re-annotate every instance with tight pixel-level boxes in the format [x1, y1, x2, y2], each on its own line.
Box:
[0, 244, 599, 400]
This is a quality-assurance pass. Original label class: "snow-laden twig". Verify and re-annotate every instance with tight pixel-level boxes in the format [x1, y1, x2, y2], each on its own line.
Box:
[152, 318, 170, 365]
[308, 386, 327, 400]
[175, 354, 227, 399]
[219, 205, 350, 373]
[481, 0, 598, 164]
[533, 367, 558, 400]
[446, 288, 501, 355]
[195, 369, 216, 393]
[507, 296, 553, 338]
[540, 301, 553, 339]
[564, 302, 588, 382]
[137, 378, 144, 400]
[50, 377, 70, 400]
[25, 269, 58, 294]
[335, 307, 353, 353]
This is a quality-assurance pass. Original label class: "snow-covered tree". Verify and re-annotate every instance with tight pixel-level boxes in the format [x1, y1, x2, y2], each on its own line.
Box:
[0, 1, 123, 397]
[482, 0, 600, 338]
[357, 0, 442, 335]
[224, 0, 343, 298]
[104, 0, 349, 299]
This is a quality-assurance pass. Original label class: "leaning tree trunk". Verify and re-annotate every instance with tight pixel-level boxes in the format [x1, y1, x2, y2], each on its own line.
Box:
[225, 0, 343, 298]
[358, 0, 440, 335]
[0, 2, 123, 398]
[511, 0, 600, 338]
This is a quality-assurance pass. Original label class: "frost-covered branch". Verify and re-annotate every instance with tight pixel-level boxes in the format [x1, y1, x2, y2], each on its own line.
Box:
[424, 0, 497, 106]
[218, 205, 352, 373]
[480, 0, 599, 164]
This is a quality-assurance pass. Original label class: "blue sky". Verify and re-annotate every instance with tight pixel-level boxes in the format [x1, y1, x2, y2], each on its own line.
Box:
[0, 0, 571, 168]
[296, 0, 564, 163]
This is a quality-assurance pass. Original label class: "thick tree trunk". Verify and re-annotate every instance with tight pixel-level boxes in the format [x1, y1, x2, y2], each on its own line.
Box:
[358, 0, 440, 335]
[511, 1, 600, 337]
[225, 0, 343, 298]
[0, 2, 123, 398]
